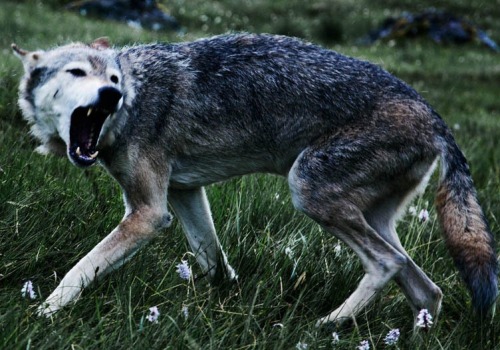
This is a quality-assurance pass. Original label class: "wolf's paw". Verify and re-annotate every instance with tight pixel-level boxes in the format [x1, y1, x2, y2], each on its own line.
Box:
[208, 262, 238, 286]
[36, 301, 60, 318]
[225, 264, 238, 282]
[315, 314, 352, 329]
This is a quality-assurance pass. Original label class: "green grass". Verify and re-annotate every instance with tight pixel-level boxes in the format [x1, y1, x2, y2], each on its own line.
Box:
[1, 0, 499, 349]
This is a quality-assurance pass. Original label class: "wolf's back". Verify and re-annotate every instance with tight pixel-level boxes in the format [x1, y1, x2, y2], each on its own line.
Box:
[435, 119, 498, 315]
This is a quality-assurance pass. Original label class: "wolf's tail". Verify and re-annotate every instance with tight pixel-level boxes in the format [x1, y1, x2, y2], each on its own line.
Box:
[435, 119, 498, 316]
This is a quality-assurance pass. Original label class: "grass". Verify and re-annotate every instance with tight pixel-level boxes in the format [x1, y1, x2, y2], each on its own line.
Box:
[0, 0, 499, 348]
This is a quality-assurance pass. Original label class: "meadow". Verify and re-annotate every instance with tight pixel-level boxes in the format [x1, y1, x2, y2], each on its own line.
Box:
[0, 0, 499, 348]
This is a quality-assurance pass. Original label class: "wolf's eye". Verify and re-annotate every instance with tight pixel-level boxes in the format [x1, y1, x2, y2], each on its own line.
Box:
[66, 68, 86, 77]
[110, 75, 119, 84]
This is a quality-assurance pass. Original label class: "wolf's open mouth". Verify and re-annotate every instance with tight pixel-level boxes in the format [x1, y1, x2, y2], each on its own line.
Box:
[68, 106, 109, 167]
[68, 86, 122, 167]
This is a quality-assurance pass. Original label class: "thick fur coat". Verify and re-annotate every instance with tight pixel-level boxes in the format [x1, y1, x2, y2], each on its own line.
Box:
[13, 34, 497, 325]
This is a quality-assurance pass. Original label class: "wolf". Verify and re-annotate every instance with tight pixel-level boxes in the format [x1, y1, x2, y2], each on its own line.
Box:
[12, 33, 497, 326]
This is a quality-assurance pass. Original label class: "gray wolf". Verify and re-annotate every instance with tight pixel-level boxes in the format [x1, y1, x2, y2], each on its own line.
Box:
[12, 33, 497, 326]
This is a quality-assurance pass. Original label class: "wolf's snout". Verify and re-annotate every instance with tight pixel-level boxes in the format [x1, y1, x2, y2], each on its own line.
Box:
[97, 86, 122, 112]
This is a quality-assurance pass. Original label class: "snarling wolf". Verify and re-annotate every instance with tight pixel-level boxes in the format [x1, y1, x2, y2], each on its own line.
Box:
[12, 34, 497, 325]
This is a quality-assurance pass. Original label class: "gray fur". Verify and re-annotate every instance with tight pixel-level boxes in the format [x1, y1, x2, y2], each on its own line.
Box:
[12, 33, 496, 325]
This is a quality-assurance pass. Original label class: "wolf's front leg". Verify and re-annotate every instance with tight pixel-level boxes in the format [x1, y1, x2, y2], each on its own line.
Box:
[38, 159, 171, 316]
[38, 205, 171, 316]
[169, 187, 237, 282]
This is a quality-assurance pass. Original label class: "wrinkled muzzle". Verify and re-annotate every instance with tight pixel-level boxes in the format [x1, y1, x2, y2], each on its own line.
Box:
[69, 86, 122, 166]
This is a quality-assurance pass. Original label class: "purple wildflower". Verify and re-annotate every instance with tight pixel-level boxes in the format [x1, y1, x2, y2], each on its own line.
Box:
[384, 328, 400, 346]
[357, 340, 370, 350]
[146, 306, 160, 323]
[176, 260, 191, 280]
[21, 280, 37, 299]
[418, 209, 430, 222]
[416, 309, 433, 330]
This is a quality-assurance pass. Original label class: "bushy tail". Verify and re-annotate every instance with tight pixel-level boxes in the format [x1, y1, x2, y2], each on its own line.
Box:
[436, 127, 498, 316]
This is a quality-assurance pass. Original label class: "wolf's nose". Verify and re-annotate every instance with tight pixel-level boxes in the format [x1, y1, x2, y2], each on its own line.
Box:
[97, 86, 122, 112]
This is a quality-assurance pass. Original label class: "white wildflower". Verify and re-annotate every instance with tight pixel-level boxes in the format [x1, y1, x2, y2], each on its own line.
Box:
[333, 242, 342, 257]
[176, 260, 191, 280]
[182, 305, 189, 319]
[416, 309, 433, 329]
[331, 331, 340, 344]
[384, 328, 400, 346]
[21, 280, 36, 299]
[295, 341, 308, 350]
[357, 340, 370, 350]
[274, 192, 286, 205]
[146, 306, 160, 323]
[408, 205, 418, 216]
[285, 247, 294, 259]
[418, 209, 429, 222]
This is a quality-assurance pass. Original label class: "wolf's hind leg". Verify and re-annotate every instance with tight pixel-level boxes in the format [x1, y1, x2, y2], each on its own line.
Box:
[288, 122, 441, 326]
[320, 216, 407, 325]
[365, 182, 443, 323]
[289, 151, 407, 325]
[169, 187, 237, 282]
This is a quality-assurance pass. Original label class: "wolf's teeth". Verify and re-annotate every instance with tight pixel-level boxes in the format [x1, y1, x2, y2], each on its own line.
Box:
[76, 147, 81, 156]
[90, 151, 99, 159]
[87, 108, 92, 116]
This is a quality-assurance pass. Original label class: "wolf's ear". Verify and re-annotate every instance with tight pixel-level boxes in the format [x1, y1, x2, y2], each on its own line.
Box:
[90, 37, 111, 50]
[11, 44, 43, 71]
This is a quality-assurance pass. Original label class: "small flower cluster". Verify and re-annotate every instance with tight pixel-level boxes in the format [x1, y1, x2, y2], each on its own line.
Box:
[282, 310, 432, 348]
[176, 260, 191, 280]
[331, 332, 340, 345]
[146, 306, 160, 323]
[416, 308, 433, 330]
[408, 205, 430, 222]
[285, 247, 294, 260]
[353, 311, 431, 347]
[418, 209, 429, 222]
[384, 328, 400, 346]
[145, 304, 190, 324]
[333, 242, 342, 257]
[21, 280, 36, 300]
[295, 341, 308, 350]
[357, 340, 370, 350]
[182, 305, 189, 319]
[274, 192, 286, 205]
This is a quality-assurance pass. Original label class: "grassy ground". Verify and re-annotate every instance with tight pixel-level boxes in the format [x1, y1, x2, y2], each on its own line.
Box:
[1, 0, 499, 349]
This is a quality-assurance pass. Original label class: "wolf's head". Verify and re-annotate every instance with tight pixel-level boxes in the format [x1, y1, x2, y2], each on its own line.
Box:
[12, 38, 123, 167]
